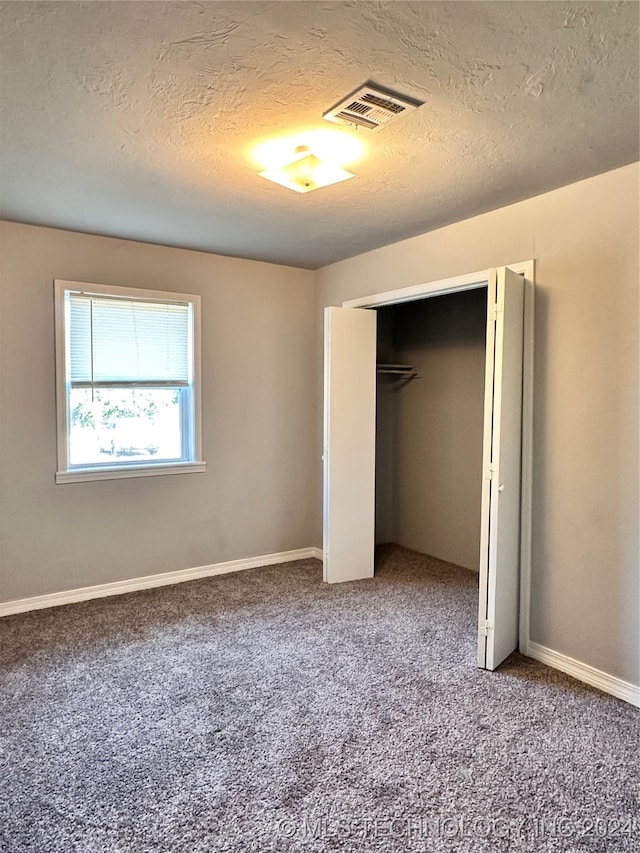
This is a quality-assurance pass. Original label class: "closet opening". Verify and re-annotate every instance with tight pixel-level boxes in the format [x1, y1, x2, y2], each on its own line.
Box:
[374, 287, 488, 575]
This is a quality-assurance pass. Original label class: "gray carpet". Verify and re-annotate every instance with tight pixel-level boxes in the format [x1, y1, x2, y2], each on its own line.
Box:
[0, 545, 638, 852]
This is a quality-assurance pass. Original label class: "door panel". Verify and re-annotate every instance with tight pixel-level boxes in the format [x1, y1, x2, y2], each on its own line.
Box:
[323, 307, 377, 583]
[478, 267, 525, 669]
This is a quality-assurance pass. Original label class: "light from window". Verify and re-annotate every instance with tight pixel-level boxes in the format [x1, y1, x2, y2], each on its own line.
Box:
[55, 280, 205, 483]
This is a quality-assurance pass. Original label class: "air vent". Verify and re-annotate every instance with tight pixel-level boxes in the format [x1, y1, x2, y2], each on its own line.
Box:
[323, 84, 423, 132]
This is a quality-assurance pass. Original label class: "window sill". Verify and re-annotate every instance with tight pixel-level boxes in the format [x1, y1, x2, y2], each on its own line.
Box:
[56, 461, 207, 484]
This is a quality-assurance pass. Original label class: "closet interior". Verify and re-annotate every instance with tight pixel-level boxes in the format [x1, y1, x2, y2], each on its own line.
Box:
[374, 287, 488, 572]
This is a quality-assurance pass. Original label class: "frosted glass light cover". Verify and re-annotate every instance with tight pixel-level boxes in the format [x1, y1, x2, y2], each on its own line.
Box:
[259, 153, 354, 193]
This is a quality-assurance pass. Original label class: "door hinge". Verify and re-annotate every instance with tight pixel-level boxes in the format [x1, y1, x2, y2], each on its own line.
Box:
[489, 301, 503, 323]
[484, 464, 497, 480]
[479, 621, 493, 637]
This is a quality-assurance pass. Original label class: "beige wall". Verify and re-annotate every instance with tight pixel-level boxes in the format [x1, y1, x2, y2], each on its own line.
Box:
[0, 223, 316, 601]
[316, 163, 639, 686]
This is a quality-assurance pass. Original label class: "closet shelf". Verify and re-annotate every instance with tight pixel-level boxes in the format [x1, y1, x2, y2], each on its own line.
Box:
[376, 363, 419, 383]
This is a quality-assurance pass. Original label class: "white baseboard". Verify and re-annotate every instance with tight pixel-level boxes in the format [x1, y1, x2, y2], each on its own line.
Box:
[0, 546, 323, 617]
[526, 640, 640, 708]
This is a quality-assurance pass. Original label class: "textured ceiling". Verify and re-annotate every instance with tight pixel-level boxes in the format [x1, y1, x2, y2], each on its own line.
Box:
[0, 1, 638, 269]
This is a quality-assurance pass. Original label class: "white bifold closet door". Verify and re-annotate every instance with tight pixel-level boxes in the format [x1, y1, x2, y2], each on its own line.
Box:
[323, 267, 524, 671]
[323, 306, 377, 583]
[477, 267, 525, 670]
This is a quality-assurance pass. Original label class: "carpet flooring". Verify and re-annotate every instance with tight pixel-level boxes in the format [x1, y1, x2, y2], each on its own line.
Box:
[0, 545, 638, 852]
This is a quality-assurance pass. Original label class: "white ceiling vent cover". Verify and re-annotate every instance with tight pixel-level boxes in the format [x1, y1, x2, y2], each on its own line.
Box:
[323, 84, 423, 131]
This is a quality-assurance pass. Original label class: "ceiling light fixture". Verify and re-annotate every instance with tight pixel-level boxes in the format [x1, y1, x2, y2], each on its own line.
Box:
[258, 145, 355, 194]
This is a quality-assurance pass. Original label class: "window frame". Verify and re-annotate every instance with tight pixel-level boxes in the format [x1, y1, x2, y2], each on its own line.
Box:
[54, 279, 205, 483]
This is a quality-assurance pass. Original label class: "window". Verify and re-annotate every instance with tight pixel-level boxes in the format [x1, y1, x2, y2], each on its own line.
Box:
[54, 280, 205, 483]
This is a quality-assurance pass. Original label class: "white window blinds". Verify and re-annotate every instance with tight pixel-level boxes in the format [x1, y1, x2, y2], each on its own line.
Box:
[69, 294, 191, 385]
